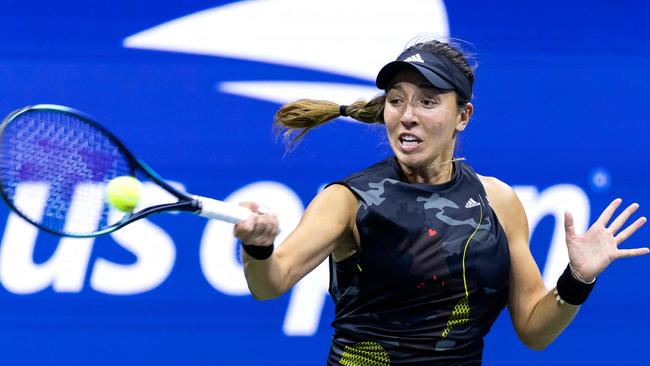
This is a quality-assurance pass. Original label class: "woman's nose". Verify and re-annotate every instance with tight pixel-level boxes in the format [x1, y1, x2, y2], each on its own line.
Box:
[400, 104, 418, 127]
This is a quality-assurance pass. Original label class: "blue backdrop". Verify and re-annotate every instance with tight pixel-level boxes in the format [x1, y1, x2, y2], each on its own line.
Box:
[0, 0, 648, 364]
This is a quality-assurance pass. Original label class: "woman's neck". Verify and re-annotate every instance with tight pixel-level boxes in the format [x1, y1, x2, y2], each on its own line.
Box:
[398, 157, 456, 185]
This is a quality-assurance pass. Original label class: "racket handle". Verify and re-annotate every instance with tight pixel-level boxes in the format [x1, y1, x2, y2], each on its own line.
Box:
[194, 196, 252, 223]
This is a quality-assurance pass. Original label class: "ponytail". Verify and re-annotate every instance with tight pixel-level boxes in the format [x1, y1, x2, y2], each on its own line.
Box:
[273, 95, 386, 150]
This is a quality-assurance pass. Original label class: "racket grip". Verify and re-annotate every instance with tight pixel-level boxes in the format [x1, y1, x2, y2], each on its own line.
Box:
[194, 196, 252, 223]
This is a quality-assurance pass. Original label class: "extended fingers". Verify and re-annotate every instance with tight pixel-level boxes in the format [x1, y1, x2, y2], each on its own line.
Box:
[564, 211, 576, 240]
[594, 198, 622, 228]
[615, 216, 647, 244]
[615, 247, 650, 259]
[608, 203, 640, 233]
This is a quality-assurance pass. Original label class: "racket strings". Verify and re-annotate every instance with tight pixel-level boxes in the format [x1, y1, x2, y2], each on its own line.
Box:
[0, 109, 133, 235]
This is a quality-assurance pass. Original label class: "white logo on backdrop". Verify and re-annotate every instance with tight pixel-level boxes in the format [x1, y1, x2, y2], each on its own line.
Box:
[0, 0, 591, 338]
[123, 0, 450, 104]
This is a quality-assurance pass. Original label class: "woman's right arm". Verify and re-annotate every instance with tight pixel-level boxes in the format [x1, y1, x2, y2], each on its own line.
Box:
[234, 184, 359, 300]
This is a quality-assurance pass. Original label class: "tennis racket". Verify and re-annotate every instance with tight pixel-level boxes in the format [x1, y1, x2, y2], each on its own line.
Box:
[0, 104, 253, 238]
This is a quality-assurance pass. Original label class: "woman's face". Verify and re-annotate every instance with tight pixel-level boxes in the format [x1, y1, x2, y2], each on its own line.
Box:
[384, 69, 471, 171]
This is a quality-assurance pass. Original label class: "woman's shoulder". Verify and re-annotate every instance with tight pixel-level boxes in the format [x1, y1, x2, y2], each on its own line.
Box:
[477, 174, 514, 198]
[477, 174, 528, 236]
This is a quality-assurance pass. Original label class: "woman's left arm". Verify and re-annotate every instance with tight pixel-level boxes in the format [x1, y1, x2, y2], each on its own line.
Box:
[480, 176, 648, 350]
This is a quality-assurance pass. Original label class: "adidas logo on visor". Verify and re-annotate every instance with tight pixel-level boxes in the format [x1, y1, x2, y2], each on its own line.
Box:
[404, 53, 425, 63]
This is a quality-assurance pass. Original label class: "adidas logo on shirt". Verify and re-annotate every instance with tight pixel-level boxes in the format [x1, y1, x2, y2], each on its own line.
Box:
[465, 198, 480, 208]
[404, 53, 425, 63]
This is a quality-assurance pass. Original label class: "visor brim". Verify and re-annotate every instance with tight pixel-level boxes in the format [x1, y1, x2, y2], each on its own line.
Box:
[375, 61, 456, 92]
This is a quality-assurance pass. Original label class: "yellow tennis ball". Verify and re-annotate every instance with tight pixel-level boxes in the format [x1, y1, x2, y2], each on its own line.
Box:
[106, 176, 142, 212]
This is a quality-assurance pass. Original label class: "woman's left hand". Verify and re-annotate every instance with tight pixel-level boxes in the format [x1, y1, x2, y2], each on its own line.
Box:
[564, 198, 649, 282]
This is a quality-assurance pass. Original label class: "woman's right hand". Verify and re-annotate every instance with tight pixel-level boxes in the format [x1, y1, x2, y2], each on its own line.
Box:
[234, 202, 280, 247]
[235, 185, 358, 299]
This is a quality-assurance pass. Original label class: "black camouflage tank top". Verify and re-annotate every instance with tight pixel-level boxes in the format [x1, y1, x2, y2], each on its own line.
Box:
[327, 157, 510, 366]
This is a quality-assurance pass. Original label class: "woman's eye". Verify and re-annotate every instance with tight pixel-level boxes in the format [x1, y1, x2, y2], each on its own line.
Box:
[389, 98, 403, 106]
[420, 99, 434, 107]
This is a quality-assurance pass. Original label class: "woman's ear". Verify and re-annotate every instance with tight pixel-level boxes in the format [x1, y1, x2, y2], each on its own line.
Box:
[456, 102, 474, 132]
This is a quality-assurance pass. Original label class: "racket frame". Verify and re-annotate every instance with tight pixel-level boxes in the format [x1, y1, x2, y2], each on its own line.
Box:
[0, 104, 203, 238]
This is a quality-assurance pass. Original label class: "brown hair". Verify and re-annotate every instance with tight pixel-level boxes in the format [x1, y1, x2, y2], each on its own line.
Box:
[273, 39, 475, 150]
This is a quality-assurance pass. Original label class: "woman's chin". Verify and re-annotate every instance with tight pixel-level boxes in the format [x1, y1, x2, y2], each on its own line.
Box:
[394, 153, 428, 170]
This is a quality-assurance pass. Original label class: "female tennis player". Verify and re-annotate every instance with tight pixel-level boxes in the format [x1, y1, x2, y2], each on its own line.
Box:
[234, 39, 648, 365]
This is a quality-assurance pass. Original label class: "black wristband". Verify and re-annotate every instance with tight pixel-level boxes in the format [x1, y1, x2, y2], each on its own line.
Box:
[242, 243, 274, 260]
[556, 264, 596, 305]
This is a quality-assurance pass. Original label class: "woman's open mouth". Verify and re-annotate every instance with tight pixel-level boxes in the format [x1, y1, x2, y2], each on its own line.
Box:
[398, 134, 422, 151]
